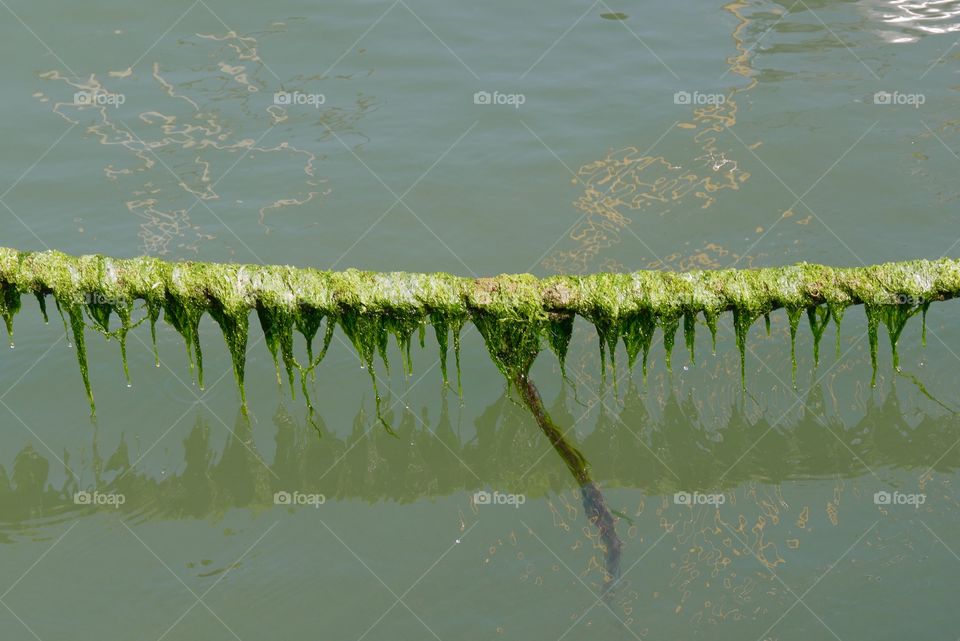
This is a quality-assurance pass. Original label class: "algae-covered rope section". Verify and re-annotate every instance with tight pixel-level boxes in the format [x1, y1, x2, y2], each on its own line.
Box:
[0, 247, 957, 414]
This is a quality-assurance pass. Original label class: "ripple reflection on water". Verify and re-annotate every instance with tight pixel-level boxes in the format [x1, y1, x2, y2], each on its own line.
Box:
[864, 0, 960, 42]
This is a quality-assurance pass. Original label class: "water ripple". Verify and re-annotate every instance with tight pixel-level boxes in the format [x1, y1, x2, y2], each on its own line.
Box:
[865, 0, 960, 42]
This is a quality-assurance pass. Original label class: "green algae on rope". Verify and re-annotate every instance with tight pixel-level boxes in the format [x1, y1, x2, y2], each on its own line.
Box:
[0, 247, 957, 417]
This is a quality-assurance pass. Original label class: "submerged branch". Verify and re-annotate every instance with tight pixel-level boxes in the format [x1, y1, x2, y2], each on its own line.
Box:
[515, 373, 622, 592]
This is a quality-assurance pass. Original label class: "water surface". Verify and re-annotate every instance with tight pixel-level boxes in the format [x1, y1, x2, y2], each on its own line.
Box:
[2, 1, 960, 639]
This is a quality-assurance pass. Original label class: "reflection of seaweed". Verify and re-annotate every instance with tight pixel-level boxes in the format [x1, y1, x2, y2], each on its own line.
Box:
[1, 385, 955, 620]
[1, 385, 954, 521]
[35, 26, 378, 254]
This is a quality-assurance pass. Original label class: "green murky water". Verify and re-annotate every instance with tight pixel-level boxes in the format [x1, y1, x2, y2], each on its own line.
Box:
[2, 1, 960, 639]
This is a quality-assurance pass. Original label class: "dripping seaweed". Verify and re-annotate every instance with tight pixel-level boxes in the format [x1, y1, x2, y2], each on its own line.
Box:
[34, 291, 49, 324]
[293, 306, 325, 366]
[807, 305, 830, 367]
[63, 299, 94, 413]
[339, 311, 393, 433]
[829, 303, 845, 359]
[786, 305, 802, 388]
[256, 302, 298, 395]
[731, 306, 761, 389]
[0, 248, 957, 415]
[430, 312, 453, 388]
[0, 280, 22, 344]
[621, 308, 656, 378]
[546, 313, 575, 379]
[163, 292, 205, 389]
[683, 312, 697, 365]
[660, 312, 680, 372]
[207, 300, 249, 409]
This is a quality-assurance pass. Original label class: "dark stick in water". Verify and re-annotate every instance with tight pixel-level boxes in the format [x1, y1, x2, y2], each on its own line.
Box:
[514, 373, 623, 592]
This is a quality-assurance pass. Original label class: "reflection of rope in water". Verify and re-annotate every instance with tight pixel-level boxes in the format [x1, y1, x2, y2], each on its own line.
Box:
[35, 27, 378, 255]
